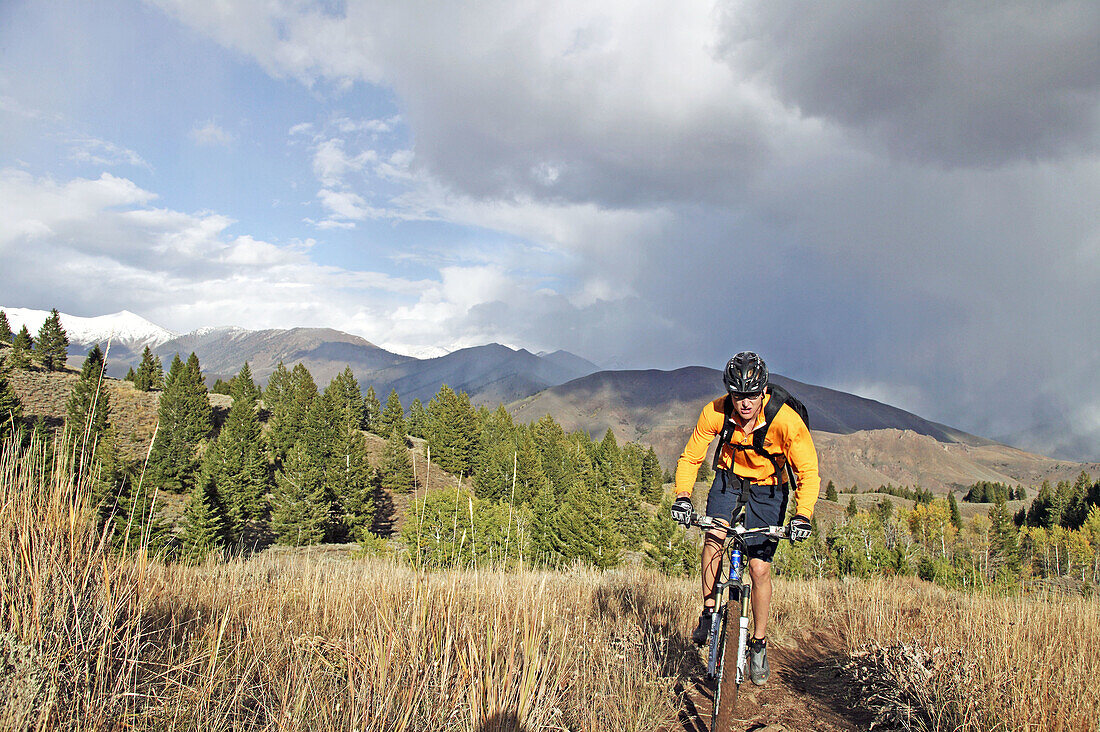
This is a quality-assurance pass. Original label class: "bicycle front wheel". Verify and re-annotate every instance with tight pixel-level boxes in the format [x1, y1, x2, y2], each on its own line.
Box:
[710, 606, 728, 731]
[714, 601, 744, 729]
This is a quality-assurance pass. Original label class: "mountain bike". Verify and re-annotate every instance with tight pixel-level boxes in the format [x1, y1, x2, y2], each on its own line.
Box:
[690, 511, 790, 730]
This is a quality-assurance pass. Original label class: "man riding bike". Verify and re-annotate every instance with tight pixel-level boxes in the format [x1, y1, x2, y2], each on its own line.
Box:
[670, 352, 818, 686]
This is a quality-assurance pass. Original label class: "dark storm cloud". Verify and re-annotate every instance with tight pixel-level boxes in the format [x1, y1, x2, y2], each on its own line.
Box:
[724, 0, 1100, 166]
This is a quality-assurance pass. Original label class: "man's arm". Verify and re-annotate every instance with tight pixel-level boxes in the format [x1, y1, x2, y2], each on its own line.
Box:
[673, 399, 723, 498]
[780, 408, 820, 519]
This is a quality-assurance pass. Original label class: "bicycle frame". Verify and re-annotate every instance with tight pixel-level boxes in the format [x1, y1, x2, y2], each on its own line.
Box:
[699, 519, 759, 682]
[691, 513, 788, 728]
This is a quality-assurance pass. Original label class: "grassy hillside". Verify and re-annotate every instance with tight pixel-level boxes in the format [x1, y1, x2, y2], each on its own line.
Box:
[2, 355, 457, 535]
[2, 439, 1098, 731]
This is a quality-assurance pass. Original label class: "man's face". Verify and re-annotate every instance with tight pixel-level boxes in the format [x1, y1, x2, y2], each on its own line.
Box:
[732, 392, 765, 424]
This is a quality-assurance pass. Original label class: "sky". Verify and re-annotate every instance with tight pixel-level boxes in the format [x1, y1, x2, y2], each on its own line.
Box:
[1, 0, 1099, 460]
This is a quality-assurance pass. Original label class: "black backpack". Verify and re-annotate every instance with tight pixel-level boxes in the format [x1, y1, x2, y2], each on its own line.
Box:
[711, 383, 809, 490]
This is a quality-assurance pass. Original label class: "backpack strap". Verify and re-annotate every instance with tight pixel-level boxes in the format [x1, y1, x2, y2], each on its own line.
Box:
[710, 394, 735, 471]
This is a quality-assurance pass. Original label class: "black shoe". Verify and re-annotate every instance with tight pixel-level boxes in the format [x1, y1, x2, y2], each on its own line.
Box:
[691, 611, 713, 646]
[748, 637, 769, 685]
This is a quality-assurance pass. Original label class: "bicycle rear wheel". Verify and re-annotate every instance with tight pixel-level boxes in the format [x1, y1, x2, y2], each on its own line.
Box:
[714, 597, 745, 729]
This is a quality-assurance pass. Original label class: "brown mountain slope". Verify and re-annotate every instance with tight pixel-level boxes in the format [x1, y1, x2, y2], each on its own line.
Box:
[814, 429, 1099, 495]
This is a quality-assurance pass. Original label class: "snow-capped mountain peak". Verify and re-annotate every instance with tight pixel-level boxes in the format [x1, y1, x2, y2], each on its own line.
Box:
[1, 307, 177, 350]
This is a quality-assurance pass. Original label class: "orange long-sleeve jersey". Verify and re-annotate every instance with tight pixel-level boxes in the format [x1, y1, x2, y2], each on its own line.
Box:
[674, 393, 820, 518]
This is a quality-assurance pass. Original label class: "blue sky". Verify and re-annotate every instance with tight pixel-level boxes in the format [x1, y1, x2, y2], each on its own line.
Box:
[2, 0, 1100, 459]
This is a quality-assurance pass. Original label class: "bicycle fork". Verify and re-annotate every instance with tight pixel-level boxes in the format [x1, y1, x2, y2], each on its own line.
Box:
[732, 583, 751, 684]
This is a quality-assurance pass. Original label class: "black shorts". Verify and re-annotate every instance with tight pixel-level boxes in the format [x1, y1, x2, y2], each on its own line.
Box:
[704, 469, 790, 562]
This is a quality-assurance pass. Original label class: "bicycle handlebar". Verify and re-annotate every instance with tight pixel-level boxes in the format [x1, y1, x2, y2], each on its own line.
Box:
[689, 511, 790, 540]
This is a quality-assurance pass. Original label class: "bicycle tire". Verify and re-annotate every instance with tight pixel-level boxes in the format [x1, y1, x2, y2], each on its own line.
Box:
[714, 600, 743, 729]
[710, 605, 727, 732]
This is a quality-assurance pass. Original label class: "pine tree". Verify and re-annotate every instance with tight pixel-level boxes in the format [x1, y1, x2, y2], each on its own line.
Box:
[301, 377, 338, 461]
[696, 458, 713, 485]
[178, 478, 226, 561]
[595, 428, 623, 492]
[473, 405, 517, 501]
[324, 366, 364, 429]
[35, 308, 69, 371]
[644, 496, 697, 576]
[0, 311, 11, 343]
[9, 326, 33, 369]
[363, 386, 382, 433]
[0, 363, 24, 441]
[86, 424, 130, 528]
[532, 415, 570, 495]
[133, 346, 164, 391]
[66, 344, 111, 477]
[948, 491, 962, 529]
[328, 419, 374, 541]
[124, 367, 136, 383]
[407, 398, 428, 438]
[266, 363, 317, 467]
[185, 353, 213, 436]
[378, 427, 415, 495]
[825, 480, 839, 502]
[641, 447, 663, 503]
[378, 389, 406, 439]
[271, 441, 328, 545]
[846, 496, 859, 517]
[204, 364, 271, 547]
[989, 496, 1021, 575]
[548, 480, 621, 568]
[230, 361, 261, 404]
[513, 427, 547, 506]
[426, 384, 478, 476]
[145, 354, 211, 494]
[529, 481, 563, 566]
[529, 481, 560, 565]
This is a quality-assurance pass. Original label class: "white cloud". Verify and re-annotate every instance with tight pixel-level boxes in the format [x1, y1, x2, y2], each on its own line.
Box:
[311, 138, 377, 187]
[0, 168, 608, 366]
[316, 187, 386, 222]
[0, 94, 53, 120]
[67, 136, 149, 169]
[190, 120, 235, 147]
[335, 115, 399, 134]
[0, 169, 156, 251]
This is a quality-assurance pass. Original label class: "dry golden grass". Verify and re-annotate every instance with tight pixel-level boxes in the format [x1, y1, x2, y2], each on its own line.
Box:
[3, 430, 1099, 732]
[0, 430, 698, 731]
[828, 577, 1100, 731]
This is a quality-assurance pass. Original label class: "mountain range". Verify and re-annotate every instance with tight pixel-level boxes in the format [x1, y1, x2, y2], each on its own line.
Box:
[2, 307, 602, 408]
[4, 307, 1098, 483]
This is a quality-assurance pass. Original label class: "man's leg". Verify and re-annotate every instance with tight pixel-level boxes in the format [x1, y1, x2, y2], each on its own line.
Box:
[700, 528, 727, 608]
[747, 557, 772, 638]
[692, 526, 727, 645]
[747, 557, 772, 685]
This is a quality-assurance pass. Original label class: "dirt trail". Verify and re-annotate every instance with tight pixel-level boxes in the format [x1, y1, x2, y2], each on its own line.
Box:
[668, 632, 872, 732]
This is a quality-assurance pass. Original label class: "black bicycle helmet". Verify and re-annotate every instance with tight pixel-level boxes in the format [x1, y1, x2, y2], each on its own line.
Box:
[723, 352, 768, 395]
